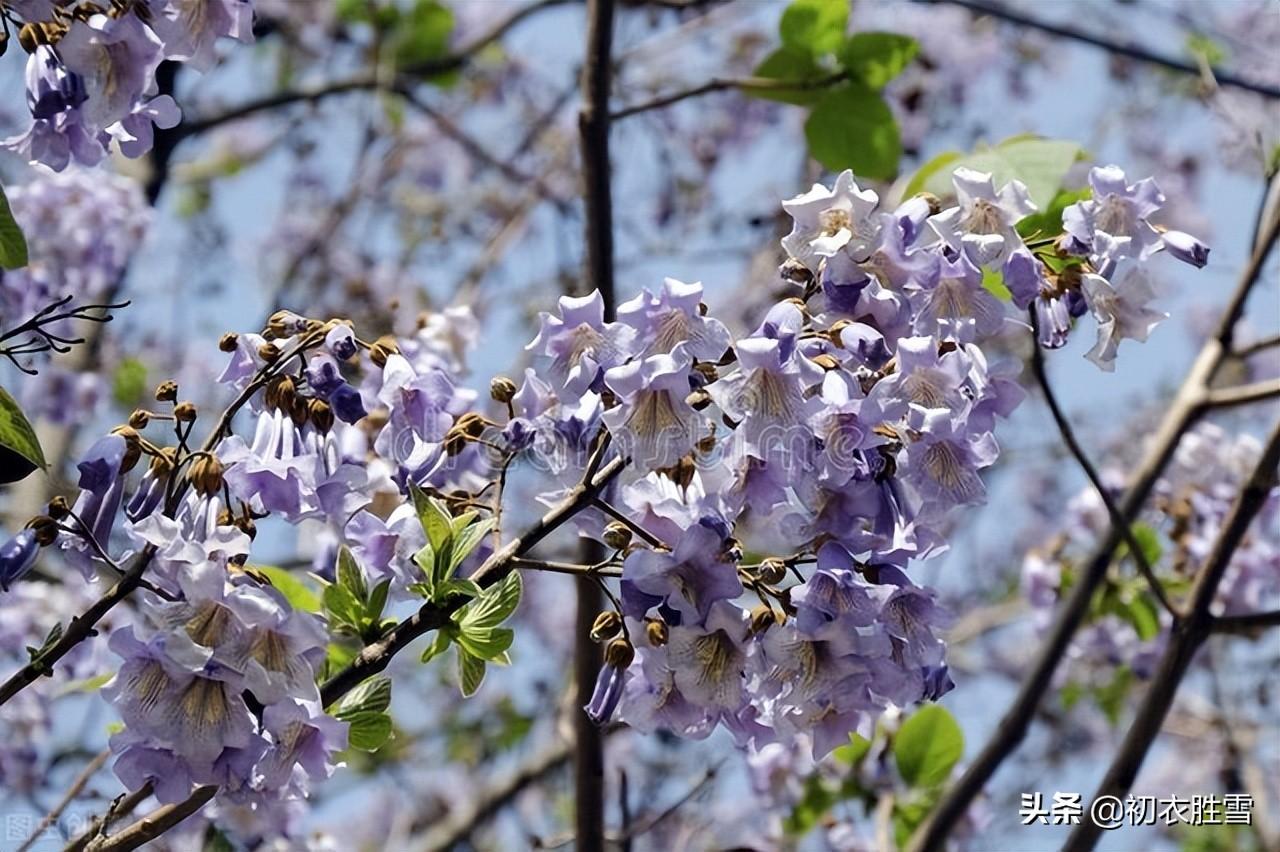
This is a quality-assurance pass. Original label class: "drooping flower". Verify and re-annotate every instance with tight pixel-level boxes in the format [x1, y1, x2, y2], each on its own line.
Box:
[1080, 266, 1167, 372]
[602, 348, 701, 470]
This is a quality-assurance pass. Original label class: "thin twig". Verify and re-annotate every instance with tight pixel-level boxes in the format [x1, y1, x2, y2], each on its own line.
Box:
[1212, 609, 1280, 634]
[592, 498, 666, 549]
[611, 71, 847, 121]
[1203, 378, 1280, 409]
[922, 0, 1280, 99]
[1028, 308, 1180, 619]
[1233, 333, 1280, 359]
[17, 749, 110, 852]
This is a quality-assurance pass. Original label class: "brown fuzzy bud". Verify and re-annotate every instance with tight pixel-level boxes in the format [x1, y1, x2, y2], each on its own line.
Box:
[444, 412, 487, 456]
[289, 396, 309, 428]
[779, 257, 814, 287]
[264, 375, 296, 412]
[173, 401, 197, 423]
[693, 362, 719, 384]
[154, 379, 178, 402]
[267, 310, 308, 339]
[189, 455, 225, 496]
[602, 521, 632, 551]
[110, 426, 143, 473]
[47, 496, 71, 520]
[308, 398, 335, 433]
[489, 376, 517, 404]
[827, 319, 854, 347]
[590, 611, 623, 643]
[18, 23, 45, 54]
[645, 618, 669, 647]
[128, 410, 149, 429]
[604, 637, 635, 670]
[0, 29, 10, 58]
[218, 333, 239, 353]
[755, 558, 788, 586]
[685, 388, 712, 411]
[810, 353, 840, 371]
[28, 516, 60, 546]
[257, 341, 281, 364]
[369, 335, 399, 368]
[149, 448, 177, 476]
[915, 191, 943, 216]
[749, 604, 781, 636]
[696, 434, 718, 455]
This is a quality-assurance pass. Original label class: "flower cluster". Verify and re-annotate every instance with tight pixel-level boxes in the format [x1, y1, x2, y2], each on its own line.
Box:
[0, 162, 1207, 841]
[1021, 423, 1279, 688]
[2, 0, 254, 170]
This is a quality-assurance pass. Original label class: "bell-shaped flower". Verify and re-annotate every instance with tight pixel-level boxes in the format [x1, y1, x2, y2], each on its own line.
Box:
[617, 278, 732, 361]
[526, 291, 636, 397]
[57, 13, 163, 132]
[258, 699, 348, 791]
[623, 521, 741, 623]
[1080, 266, 1167, 372]
[781, 170, 881, 272]
[900, 407, 998, 514]
[1063, 165, 1165, 265]
[666, 601, 750, 712]
[930, 167, 1036, 268]
[912, 253, 1005, 344]
[602, 347, 701, 471]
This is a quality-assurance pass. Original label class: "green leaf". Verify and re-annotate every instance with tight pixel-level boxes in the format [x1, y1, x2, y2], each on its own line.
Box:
[0, 386, 46, 473]
[437, 577, 482, 600]
[832, 732, 872, 765]
[410, 484, 454, 553]
[333, 675, 392, 717]
[323, 582, 364, 630]
[456, 626, 514, 662]
[901, 149, 963, 200]
[0, 185, 29, 270]
[893, 705, 964, 789]
[256, 566, 322, 613]
[460, 571, 522, 631]
[365, 578, 391, 624]
[1016, 187, 1091, 241]
[804, 82, 901, 180]
[457, 647, 486, 697]
[1185, 33, 1227, 68]
[1125, 594, 1162, 642]
[749, 46, 828, 106]
[420, 631, 451, 664]
[111, 358, 148, 409]
[345, 711, 393, 751]
[782, 775, 839, 836]
[1094, 665, 1132, 726]
[893, 797, 936, 849]
[981, 267, 1012, 302]
[780, 0, 849, 57]
[909, 137, 1083, 208]
[393, 0, 455, 68]
[838, 32, 919, 89]
[55, 672, 113, 696]
[336, 545, 368, 603]
[449, 517, 494, 575]
[1125, 522, 1164, 568]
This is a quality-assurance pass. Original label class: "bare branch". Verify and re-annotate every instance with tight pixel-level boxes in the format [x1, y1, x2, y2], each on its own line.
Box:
[1204, 378, 1280, 409]
[1212, 609, 1280, 634]
[611, 71, 847, 121]
[17, 749, 110, 852]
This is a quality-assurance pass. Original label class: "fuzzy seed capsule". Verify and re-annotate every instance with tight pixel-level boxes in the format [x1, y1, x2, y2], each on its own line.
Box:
[28, 516, 60, 547]
[602, 522, 632, 551]
[645, 618, 669, 647]
[489, 376, 517, 404]
[755, 558, 788, 586]
[257, 342, 281, 364]
[173, 401, 197, 423]
[154, 379, 178, 402]
[218, 333, 239, 353]
[46, 496, 70, 520]
[604, 637, 635, 669]
[189, 455, 225, 496]
[590, 611, 623, 643]
[128, 410, 149, 429]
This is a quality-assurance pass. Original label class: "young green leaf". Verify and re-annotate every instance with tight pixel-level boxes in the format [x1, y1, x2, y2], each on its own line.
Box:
[804, 82, 901, 180]
[780, 0, 849, 58]
[420, 632, 452, 664]
[333, 675, 392, 717]
[255, 566, 322, 613]
[457, 647, 486, 697]
[409, 484, 454, 553]
[323, 582, 364, 632]
[455, 626, 514, 662]
[0, 185, 29, 270]
[336, 545, 368, 603]
[893, 704, 964, 788]
[366, 579, 391, 624]
[838, 32, 919, 90]
[448, 517, 495, 575]
[0, 386, 47, 477]
[459, 571, 522, 632]
[344, 711, 393, 751]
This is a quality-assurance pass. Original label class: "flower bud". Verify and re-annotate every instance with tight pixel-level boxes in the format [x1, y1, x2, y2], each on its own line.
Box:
[189, 455, 225, 496]
[173, 401, 197, 423]
[218, 333, 239, 353]
[444, 412, 487, 456]
[604, 637, 635, 670]
[264, 375, 295, 412]
[692, 362, 719, 385]
[18, 24, 44, 54]
[602, 521, 632, 550]
[685, 388, 712, 410]
[755, 558, 788, 586]
[810, 353, 840, 371]
[47, 496, 70, 520]
[369, 336, 399, 368]
[28, 516, 60, 547]
[257, 341, 281, 363]
[154, 379, 178, 402]
[267, 310, 309, 339]
[128, 410, 149, 429]
[1161, 230, 1210, 268]
[308, 398, 335, 433]
[110, 426, 144, 473]
[779, 257, 814, 286]
[489, 376, 517, 404]
[749, 604, 781, 636]
[590, 611, 623, 643]
[645, 618, 669, 647]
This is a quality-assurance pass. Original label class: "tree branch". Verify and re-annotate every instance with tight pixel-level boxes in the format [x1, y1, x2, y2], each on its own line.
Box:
[1212, 609, 1280, 634]
[1204, 378, 1280, 409]
[178, 0, 577, 138]
[610, 71, 847, 121]
[1064, 417, 1280, 851]
[1028, 309, 1180, 619]
[17, 749, 110, 852]
[923, 0, 1280, 99]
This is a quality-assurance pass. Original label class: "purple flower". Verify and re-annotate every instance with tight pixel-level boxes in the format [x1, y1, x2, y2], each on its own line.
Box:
[617, 278, 732, 360]
[602, 348, 701, 470]
[259, 699, 348, 790]
[623, 523, 740, 622]
[782, 170, 881, 271]
[57, 13, 163, 132]
[585, 660, 628, 725]
[912, 253, 1005, 344]
[0, 530, 40, 591]
[1160, 229, 1210, 268]
[527, 291, 636, 397]
[1063, 166, 1165, 265]
[1080, 267, 1167, 372]
[148, 0, 255, 71]
[930, 167, 1036, 267]
[665, 601, 749, 711]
